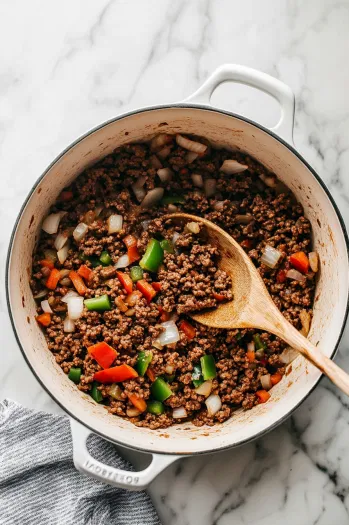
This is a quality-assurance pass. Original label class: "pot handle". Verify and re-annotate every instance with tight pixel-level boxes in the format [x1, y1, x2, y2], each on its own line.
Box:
[184, 64, 295, 145]
[70, 418, 179, 491]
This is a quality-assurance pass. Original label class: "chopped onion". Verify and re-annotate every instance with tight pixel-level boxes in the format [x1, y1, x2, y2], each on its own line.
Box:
[172, 232, 180, 245]
[59, 269, 70, 278]
[236, 214, 253, 224]
[220, 159, 248, 174]
[259, 173, 276, 188]
[173, 407, 187, 419]
[140, 188, 164, 209]
[157, 146, 172, 159]
[260, 374, 272, 391]
[132, 184, 147, 202]
[109, 384, 123, 401]
[67, 296, 84, 320]
[213, 200, 225, 211]
[57, 242, 70, 264]
[125, 308, 135, 317]
[150, 134, 172, 151]
[34, 290, 48, 300]
[115, 254, 131, 269]
[168, 204, 177, 212]
[205, 394, 222, 416]
[141, 220, 151, 231]
[185, 222, 200, 234]
[150, 155, 163, 169]
[195, 380, 212, 397]
[60, 277, 72, 286]
[54, 232, 68, 251]
[280, 346, 298, 365]
[44, 249, 58, 263]
[152, 340, 163, 350]
[126, 290, 142, 306]
[156, 321, 180, 346]
[176, 134, 207, 155]
[300, 309, 311, 336]
[286, 269, 306, 282]
[157, 168, 173, 183]
[309, 252, 319, 272]
[204, 178, 216, 197]
[191, 173, 203, 188]
[127, 407, 142, 417]
[42, 211, 66, 235]
[63, 317, 75, 333]
[107, 214, 123, 234]
[95, 206, 103, 217]
[165, 365, 174, 375]
[61, 290, 79, 303]
[186, 151, 198, 164]
[73, 222, 88, 242]
[260, 245, 282, 269]
[41, 300, 53, 314]
[247, 341, 255, 352]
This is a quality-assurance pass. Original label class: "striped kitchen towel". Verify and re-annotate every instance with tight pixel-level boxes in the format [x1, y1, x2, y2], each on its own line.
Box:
[0, 399, 161, 525]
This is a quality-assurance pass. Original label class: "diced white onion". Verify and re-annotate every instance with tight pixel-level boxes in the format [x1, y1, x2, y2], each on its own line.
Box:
[259, 173, 276, 187]
[213, 200, 225, 211]
[152, 340, 164, 350]
[205, 394, 222, 416]
[185, 222, 200, 234]
[172, 232, 180, 245]
[286, 269, 306, 282]
[260, 245, 282, 269]
[173, 407, 187, 419]
[63, 317, 75, 333]
[165, 365, 174, 375]
[95, 206, 103, 217]
[132, 185, 146, 202]
[41, 300, 53, 314]
[300, 309, 311, 336]
[67, 296, 84, 320]
[247, 341, 255, 352]
[156, 321, 180, 346]
[280, 346, 298, 365]
[150, 155, 163, 169]
[186, 151, 198, 164]
[168, 204, 177, 212]
[220, 159, 248, 174]
[57, 243, 70, 264]
[195, 380, 212, 397]
[107, 214, 123, 234]
[260, 374, 272, 391]
[34, 290, 48, 299]
[191, 173, 203, 188]
[73, 222, 88, 242]
[127, 407, 142, 417]
[42, 212, 66, 235]
[61, 290, 79, 303]
[150, 134, 172, 152]
[141, 188, 164, 209]
[176, 134, 207, 155]
[141, 220, 151, 231]
[204, 178, 216, 197]
[157, 168, 173, 183]
[309, 252, 319, 272]
[115, 254, 131, 269]
[109, 384, 123, 401]
[54, 232, 68, 251]
[157, 146, 172, 159]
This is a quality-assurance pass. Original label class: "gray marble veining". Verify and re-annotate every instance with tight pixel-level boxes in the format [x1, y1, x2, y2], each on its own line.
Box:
[1, 0, 349, 523]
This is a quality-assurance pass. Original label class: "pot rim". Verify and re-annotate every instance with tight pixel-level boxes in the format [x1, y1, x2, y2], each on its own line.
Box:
[6, 103, 349, 456]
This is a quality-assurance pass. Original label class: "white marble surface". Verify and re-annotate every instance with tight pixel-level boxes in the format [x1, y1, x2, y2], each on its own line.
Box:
[1, 0, 349, 523]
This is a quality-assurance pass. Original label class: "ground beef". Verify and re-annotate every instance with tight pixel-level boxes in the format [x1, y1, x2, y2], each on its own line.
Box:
[31, 134, 316, 429]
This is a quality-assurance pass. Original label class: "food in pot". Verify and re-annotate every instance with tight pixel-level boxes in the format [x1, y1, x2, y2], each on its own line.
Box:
[30, 134, 318, 429]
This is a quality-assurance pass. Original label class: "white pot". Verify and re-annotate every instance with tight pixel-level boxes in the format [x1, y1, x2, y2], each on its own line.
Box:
[6, 65, 349, 490]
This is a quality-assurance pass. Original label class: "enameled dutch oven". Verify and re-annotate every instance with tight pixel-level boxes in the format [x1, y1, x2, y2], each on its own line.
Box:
[6, 65, 349, 490]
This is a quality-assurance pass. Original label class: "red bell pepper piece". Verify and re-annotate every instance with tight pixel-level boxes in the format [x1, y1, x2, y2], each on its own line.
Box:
[116, 271, 133, 294]
[88, 341, 118, 369]
[146, 367, 156, 382]
[256, 390, 271, 404]
[36, 312, 51, 327]
[123, 235, 140, 263]
[289, 251, 309, 274]
[270, 372, 282, 386]
[157, 305, 170, 322]
[241, 239, 253, 249]
[137, 279, 157, 302]
[152, 282, 162, 292]
[69, 271, 87, 295]
[77, 264, 93, 282]
[179, 319, 196, 340]
[59, 190, 73, 201]
[46, 268, 61, 290]
[276, 269, 287, 283]
[40, 259, 54, 270]
[94, 364, 138, 383]
[213, 292, 225, 302]
[128, 394, 147, 413]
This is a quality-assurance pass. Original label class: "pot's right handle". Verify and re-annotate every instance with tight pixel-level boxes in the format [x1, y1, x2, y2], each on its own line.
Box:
[184, 64, 295, 145]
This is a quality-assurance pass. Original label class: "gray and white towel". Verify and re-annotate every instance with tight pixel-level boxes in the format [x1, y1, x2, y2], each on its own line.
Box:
[0, 399, 161, 525]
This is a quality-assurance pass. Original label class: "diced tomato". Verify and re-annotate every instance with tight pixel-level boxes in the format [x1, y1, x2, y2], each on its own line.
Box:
[88, 342, 117, 369]
[39, 259, 54, 270]
[289, 252, 309, 274]
[270, 372, 282, 386]
[46, 268, 61, 290]
[123, 235, 140, 263]
[152, 282, 162, 292]
[93, 364, 138, 384]
[259, 358, 268, 367]
[276, 269, 287, 283]
[36, 312, 51, 327]
[77, 264, 92, 282]
[246, 350, 255, 362]
[157, 305, 170, 322]
[115, 296, 128, 312]
[116, 272, 133, 294]
[213, 292, 225, 302]
[179, 319, 196, 340]
[146, 367, 156, 382]
[137, 279, 157, 302]
[128, 394, 147, 413]
[241, 239, 253, 250]
[69, 271, 87, 296]
[125, 290, 142, 306]
[256, 390, 271, 404]
[59, 190, 73, 201]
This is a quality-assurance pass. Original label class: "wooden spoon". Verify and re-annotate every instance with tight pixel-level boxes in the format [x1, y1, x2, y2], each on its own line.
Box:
[168, 212, 349, 396]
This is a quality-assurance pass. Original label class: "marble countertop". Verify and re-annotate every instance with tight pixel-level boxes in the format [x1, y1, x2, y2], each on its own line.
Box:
[2, 0, 349, 523]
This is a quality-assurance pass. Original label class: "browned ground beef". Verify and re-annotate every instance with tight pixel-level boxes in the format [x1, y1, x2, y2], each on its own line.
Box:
[31, 134, 316, 429]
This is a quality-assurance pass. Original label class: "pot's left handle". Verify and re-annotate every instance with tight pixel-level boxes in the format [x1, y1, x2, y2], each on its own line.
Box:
[70, 418, 179, 491]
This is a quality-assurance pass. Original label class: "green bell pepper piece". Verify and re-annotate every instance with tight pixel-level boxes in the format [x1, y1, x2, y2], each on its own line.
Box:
[130, 266, 144, 282]
[253, 334, 266, 351]
[161, 195, 185, 205]
[200, 355, 216, 380]
[91, 382, 103, 403]
[137, 351, 153, 376]
[68, 367, 81, 384]
[151, 377, 172, 402]
[84, 294, 111, 311]
[160, 239, 174, 254]
[147, 400, 165, 415]
[100, 251, 112, 266]
[192, 363, 204, 387]
[140, 239, 164, 272]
